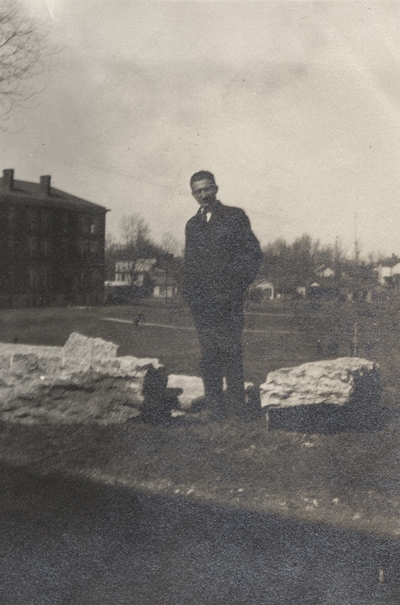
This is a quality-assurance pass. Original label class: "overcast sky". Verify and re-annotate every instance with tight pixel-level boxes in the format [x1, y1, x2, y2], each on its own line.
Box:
[3, 0, 400, 257]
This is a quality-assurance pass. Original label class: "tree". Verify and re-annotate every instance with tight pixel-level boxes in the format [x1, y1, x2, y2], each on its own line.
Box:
[261, 235, 320, 294]
[0, 0, 48, 117]
[160, 232, 182, 257]
[116, 213, 163, 288]
[104, 234, 119, 282]
[119, 213, 151, 252]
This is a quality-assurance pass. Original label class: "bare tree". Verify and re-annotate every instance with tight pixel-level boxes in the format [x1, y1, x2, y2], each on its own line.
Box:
[160, 232, 182, 257]
[119, 213, 150, 251]
[0, 0, 48, 116]
[117, 213, 157, 287]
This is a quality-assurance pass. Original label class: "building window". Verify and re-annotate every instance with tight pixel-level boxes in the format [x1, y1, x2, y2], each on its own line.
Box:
[8, 208, 16, 230]
[90, 240, 100, 260]
[78, 214, 91, 234]
[90, 220, 97, 234]
[78, 239, 89, 260]
[27, 208, 39, 232]
[7, 208, 17, 231]
[28, 237, 38, 258]
[91, 269, 101, 288]
[41, 210, 51, 231]
[8, 235, 15, 254]
[59, 239, 69, 258]
[38, 267, 51, 288]
[62, 212, 69, 233]
[40, 239, 51, 258]
[28, 268, 38, 288]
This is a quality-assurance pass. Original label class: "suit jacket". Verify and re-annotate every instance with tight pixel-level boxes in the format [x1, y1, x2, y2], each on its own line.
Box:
[182, 201, 262, 304]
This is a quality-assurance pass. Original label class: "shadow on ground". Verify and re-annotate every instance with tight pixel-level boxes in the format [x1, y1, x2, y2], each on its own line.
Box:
[1, 463, 400, 605]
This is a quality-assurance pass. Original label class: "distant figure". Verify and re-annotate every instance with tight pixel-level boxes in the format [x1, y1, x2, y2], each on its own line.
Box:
[316, 340, 323, 358]
[134, 310, 145, 328]
[182, 170, 262, 421]
[327, 338, 339, 358]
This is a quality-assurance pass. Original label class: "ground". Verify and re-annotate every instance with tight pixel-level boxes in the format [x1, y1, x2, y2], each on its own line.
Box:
[1, 298, 400, 602]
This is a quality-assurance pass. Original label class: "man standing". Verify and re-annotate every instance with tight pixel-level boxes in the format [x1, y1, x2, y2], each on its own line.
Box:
[182, 171, 262, 420]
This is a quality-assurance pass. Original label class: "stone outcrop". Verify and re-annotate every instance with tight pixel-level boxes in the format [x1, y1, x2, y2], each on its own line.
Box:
[167, 374, 205, 410]
[260, 357, 381, 410]
[0, 334, 165, 425]
[167, 374, 260, 419]
[62, 331, 119, 360]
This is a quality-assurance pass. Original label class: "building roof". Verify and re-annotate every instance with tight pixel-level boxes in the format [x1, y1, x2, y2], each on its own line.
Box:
[0, 174, 108, 213]
[254, 280, 274, 290]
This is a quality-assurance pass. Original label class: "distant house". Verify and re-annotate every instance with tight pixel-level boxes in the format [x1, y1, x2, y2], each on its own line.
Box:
[151, 268, 178, 299]
[114, 259, 157, 285]
[376, 265, 395, 286]
[296, 286, 307, 298]
[106, 256, 179, 302]
[0, 168, 107, 308]
[316, 267, 335, 279]
[392, 263, 400, 285]
[251, 280, 274, 300]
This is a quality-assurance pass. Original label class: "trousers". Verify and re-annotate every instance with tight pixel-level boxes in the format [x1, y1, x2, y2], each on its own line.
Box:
[190, 299, 246, 416]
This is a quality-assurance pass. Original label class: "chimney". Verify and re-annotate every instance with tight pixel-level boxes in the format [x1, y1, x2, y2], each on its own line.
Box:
[3, 169, 14, 191]
[40, 175, 51, 196]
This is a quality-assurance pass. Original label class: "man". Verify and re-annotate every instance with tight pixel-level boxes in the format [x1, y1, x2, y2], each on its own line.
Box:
[182, 171, 262, 420]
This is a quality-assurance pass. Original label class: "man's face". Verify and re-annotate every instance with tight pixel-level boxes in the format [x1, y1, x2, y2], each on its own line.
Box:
[191, 179, 218, 209]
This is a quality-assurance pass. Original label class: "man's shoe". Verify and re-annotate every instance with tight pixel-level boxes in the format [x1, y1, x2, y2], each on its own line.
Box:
[187, 397, 209, 413]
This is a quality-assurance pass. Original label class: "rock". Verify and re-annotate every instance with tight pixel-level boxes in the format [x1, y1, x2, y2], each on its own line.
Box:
[166, 375, 260, 418]
[167, 375, 204, 410]
[11, 354, 39, 378]
[0, 335, 166, 426]
[260, 357, 381, 409]
[62, 332, 119, 360]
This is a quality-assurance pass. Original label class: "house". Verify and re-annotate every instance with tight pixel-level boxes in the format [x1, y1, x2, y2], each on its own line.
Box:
[316, 267, 335, 279]
[114, 258, 157, 285]
[0, 169, 108, 308]
[375, 265, 394, 286]
[151, 268, 178, 299]
[107, 253, 181, 302]
[391, 263, 400, 285]
[251, 280, 275, 300]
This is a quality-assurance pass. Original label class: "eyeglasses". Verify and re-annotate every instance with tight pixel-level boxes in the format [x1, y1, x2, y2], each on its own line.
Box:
[191, 185, 216, 197]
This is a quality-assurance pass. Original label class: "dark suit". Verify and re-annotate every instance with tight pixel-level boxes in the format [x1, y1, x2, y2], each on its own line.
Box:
[182, 201, 262, 418]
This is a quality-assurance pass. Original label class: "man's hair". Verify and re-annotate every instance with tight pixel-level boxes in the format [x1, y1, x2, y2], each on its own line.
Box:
[190, 171, 216, 187]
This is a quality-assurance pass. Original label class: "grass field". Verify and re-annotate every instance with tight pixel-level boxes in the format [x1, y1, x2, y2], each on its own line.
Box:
[2, 298, 400, 601]
[1, 298, 400, 405]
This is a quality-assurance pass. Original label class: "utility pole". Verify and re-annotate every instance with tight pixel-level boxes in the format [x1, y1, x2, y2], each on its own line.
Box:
[354, 212, 360, 265]
[334, 235, 339, 285]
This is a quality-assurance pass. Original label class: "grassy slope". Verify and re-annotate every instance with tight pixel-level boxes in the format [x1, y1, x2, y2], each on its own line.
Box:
[1, 300, 400, 536]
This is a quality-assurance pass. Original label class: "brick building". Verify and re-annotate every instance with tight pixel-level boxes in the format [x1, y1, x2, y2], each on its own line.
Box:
[0, 169, 108, 307]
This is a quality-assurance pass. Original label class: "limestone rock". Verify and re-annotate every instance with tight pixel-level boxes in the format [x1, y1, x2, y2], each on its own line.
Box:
[166, 375, 257, 411]
[260, 357, 380, 409]
[167, 375, 204, 410]
[63, 332, 119, 360]
[0, 335, 165, 426]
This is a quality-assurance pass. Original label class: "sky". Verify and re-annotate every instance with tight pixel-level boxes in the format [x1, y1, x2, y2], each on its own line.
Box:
[2, 0, 400, 258]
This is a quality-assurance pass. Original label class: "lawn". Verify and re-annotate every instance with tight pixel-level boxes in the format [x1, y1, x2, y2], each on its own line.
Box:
[2, 299, 400, 546]
[1, 298, 399, 404]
